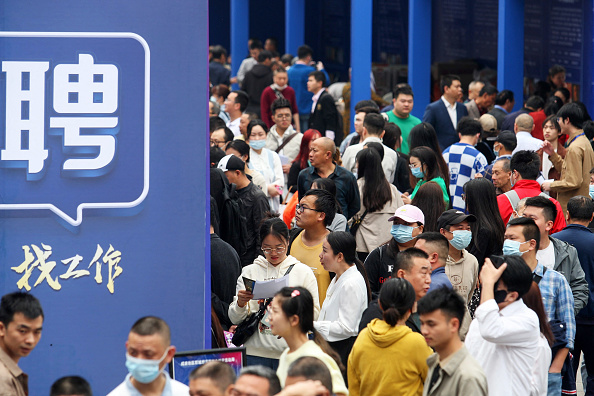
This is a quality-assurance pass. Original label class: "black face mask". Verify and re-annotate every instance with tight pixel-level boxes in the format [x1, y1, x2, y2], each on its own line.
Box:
[494, 289, 509, 304]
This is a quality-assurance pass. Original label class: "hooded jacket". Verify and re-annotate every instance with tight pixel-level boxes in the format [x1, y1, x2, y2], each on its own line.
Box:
[228, 255, 320, 359]
[243, 64, 273, 117]
[550, 236, 589, 315]
[348, 319, 432, 396]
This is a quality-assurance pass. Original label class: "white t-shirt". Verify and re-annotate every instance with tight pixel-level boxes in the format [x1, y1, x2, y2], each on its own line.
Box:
[536, 242, 555, 270]
[107, 373, 189, 396]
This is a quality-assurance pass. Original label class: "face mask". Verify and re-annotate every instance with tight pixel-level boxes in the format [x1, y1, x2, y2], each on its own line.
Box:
[125, 349, 168, 384]
[391, 224, 418, 244]
[589, 185, 594, 200]
[493, 288, 509, 304]
[502, 239, 528, 256]
[249, 139, 266, 150]
[449, 230, 472, 250]
[411, 166, 425, 178]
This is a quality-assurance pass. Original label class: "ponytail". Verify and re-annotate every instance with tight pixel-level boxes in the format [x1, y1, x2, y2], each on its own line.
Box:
[354, 258, 372, 303]
[379, 278, 416, 327]
[312, 329, 345, 375]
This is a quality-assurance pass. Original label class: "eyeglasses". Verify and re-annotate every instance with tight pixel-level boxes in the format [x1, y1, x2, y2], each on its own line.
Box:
[275, 113, 291, 119]
[409, 163, 422, 169]
[296, 204, 324, 213]
[261, 246, 286, 254]
[210, 139, 224, 146]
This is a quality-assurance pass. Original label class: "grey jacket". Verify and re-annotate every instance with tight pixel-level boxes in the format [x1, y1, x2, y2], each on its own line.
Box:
[551, 236, 590, 315]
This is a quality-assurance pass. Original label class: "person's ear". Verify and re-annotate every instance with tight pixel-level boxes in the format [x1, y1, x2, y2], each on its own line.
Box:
[164, 345, 176, 364]
[545, 220, 554, 233]
[289, 314, 300, 328]
[337, 252, 345, 263]
[396, 269, 406, 279]
[430, 252, 439, 263]
[379, 130, 385, 139]
[528, 238, 538, 252]
[450, 317, 460, 334]
[506, 291, 519, 303]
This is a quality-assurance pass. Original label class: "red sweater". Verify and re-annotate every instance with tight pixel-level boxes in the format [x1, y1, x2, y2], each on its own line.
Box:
[260, 86, 299, 128]
[497, 179, 567, 233]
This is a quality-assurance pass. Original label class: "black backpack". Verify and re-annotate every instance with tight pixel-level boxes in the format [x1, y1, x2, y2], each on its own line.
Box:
[219, 183, 248, 258]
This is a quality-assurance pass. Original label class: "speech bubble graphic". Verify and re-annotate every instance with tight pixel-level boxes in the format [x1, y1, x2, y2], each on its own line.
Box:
[0, 32, 150, 226]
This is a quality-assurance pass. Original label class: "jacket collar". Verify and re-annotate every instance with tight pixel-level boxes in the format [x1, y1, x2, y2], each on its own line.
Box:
[427, 345, 472, 377]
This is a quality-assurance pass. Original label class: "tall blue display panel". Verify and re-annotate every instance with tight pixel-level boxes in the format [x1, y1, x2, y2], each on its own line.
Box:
[0, 1, 210, 394]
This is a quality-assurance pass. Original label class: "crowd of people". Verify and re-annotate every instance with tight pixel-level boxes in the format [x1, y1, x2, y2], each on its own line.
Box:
[206, 40, 594, 396]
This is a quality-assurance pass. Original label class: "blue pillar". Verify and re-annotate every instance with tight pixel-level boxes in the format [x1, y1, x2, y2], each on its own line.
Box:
[582, 1, 594, 112]
[231, 0, 249, 90]
[350, 0, 372, 132]
[285, 0, 304, 56]
[408, 0, 432, 119]
[497, 0, 524, 111]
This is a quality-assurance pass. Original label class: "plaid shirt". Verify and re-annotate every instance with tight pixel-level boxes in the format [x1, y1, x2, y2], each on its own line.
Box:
[533, 261, 576, 349]
[443, 143, 488, 211]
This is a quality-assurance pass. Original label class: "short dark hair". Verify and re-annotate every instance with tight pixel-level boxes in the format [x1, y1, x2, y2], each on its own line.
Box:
[567, 196, 594, 221]
[526, 96, 545, 111]
[457, 117, 482, 136]
[0, 292, 43, 327]
[363, 113, 385, 136]
[271, 97, 292, 115]
[130, 316, 171, 345]
[497, 255, 534, 298]
[210, 116, 226, 133]
[507, 217, 541, 249]
[525, 195, 557, 223]
[554, 87, 571, 101]
[213, 126, 234, 144]
[210, 45, 227, 60]
[393, 85, 414, 100]
[210, 146, 226, 166]
[418, 287, 466, 332]
[354, 100, 380, 112]
[308, 71, 326, 86]
[479, 84, 498, 96]
[189, 361, 236, 392]
[510, 150, 541, 180]
[303, 189, 337, 226]
[258, 50, 273, 63]
[239, 366, 281, 396]
[394, 247, 429, 274]
[297, 45, 313, 59]
[232, 90, 249, 112]
[280, 53, 294, 65]
[440, 75, 460, 94]
[542, 114, 561, 133]
[355, 106, 380, 116]
[379, 278, 416, 326]
[249, 39, 263, 50]
[287, 356, 333, 393]
[495, 90, 514, 106]
[549, 64, 566, 77]
[557, 102, 585, 129]
[416, 232, 449, 263]
[50, 376, 92, 396]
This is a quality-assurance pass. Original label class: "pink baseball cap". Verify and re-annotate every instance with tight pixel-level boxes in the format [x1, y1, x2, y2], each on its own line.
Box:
[388, 204, 425, 225]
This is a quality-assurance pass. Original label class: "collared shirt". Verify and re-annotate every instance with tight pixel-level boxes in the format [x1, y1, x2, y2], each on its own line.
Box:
[428, 266, 453, 292]
[423, 346, 488, 396]
[107, 372, 189, 396]
[443, 143, 488, 211]
[342, 136, 398, 183]
[493, 104, 509, 114]
[533, 261, 576, 349]
[466, 299, 540, 396]
[311, 88, 325, 113]
[0, 347, 27, 396]
[441, 96, 458, 128]
[226, 117, 241, 137]
[512, 131, 543, 154]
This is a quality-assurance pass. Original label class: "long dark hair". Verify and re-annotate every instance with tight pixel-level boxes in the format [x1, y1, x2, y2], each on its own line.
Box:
[411, 181, 446, 233]
[463, 178, 505, 252]
[275, 287, 345, 373]
[356, 149, 392, 213]
[522, 282, 555, 346]
[293, 129, 321, 169]
[409, 146, 448, 186]
[379, 278, 415, 326]
[326, 232, 372, 302]
[227, 139, 251, 162]
[409, 123, 449, 187]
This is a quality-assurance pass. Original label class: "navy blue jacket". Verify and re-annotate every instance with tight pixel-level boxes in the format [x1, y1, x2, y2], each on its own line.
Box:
[554, 224, 594, 321]
[422, 99, 468, 151]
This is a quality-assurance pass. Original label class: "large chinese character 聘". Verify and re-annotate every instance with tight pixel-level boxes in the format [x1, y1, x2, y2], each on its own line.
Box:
[11, 244, 61, 291]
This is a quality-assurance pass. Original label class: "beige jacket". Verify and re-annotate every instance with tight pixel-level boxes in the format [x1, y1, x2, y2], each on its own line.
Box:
[354, 180, 404, 253]
[446, 250, 479, 339]
[550, 131, 594, 213]
[0, 347, 27, 396]
[423, 346, 488, 396]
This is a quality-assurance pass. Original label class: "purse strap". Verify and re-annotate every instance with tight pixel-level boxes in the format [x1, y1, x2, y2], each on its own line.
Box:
[276, 132, 299, 153]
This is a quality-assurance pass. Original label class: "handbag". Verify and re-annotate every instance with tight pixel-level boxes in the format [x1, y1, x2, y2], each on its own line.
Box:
[348, 209, 368, 236]
[231, 264, 295, 346]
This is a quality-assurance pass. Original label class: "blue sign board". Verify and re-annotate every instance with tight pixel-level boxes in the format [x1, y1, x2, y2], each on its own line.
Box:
[1, 2, 210, 395]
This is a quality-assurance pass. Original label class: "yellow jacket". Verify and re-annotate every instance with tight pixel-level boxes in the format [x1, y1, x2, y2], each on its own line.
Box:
[348, 319, 432, 396]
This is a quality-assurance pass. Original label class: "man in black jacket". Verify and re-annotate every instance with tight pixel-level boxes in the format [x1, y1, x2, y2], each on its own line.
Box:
[307, 71, 341, 145]
[242, 51, 273, 118]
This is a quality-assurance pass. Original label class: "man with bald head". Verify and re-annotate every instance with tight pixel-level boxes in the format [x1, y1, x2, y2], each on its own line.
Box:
[512, 113, 543, 154]
[297, 137, 360, 220]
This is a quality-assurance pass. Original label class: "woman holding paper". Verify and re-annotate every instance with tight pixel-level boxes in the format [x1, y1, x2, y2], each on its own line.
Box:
[314, 231, 371, 367]
[229, 214, 320, 370]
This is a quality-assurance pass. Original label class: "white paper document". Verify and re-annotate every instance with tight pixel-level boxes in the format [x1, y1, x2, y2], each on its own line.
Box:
[278, 154, 289, 165]
[252, 275, 290, 299]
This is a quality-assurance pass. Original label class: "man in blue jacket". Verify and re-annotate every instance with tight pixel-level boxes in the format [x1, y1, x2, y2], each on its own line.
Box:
[553, 195, 594, 394]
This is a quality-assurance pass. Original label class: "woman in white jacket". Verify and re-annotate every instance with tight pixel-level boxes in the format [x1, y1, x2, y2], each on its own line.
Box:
[229, 215, 320, 369]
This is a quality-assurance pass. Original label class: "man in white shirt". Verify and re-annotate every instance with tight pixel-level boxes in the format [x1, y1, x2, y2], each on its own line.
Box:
[223, 91, 249, 137]
[512, 113, 543, 154]
[265, 97, 303, 173]
[107, 316, 189, 396]
[465, 256, 540, 396]
[342, 113, 397, 182]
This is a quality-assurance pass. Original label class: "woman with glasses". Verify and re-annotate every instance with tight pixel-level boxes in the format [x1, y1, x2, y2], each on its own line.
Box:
[229, 214, 320, 370]
[402, 146, 450, 206]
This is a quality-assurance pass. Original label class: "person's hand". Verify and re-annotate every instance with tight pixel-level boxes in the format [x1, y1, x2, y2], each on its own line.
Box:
[401, 192, 411, 205]
[229, 325, 237, 333]
[230, 76, 238, 85]
[542, 140, 555, 156]
[237, 290, 254, 307]
[474, 173, 483, 179]
[480, 257, 507, 286]
[275, 380, 330, 396]
[282, 164, 291, 174]
[541, 181, 552, 191]
[316, 61, 325, 71]
[268, 185, 281, 197]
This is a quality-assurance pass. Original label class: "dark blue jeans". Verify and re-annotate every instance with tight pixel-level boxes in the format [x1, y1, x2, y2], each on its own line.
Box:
[246, 355, 279, 371]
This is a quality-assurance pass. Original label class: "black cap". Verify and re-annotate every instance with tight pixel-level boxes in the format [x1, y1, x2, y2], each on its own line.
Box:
[496, 130, 517, 150]
[437, 209, 477, 230]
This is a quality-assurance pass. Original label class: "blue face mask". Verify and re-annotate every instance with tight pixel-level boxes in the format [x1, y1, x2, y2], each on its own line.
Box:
[411, 166, 425, 178]
[589, 185, 594, 200]
[391, 224, 419, 244]
[502, 239, 528, 256]
[125, 349, 168, 384]
[249, 139, 266, 150]
[449, 230, 472, 250]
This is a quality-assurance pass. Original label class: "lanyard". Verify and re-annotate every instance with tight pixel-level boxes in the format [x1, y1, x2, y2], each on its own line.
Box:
[565, 132, 585, 148]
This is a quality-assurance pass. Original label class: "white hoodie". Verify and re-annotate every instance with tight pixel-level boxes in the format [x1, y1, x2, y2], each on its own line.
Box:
[229, 255, 320, 359]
